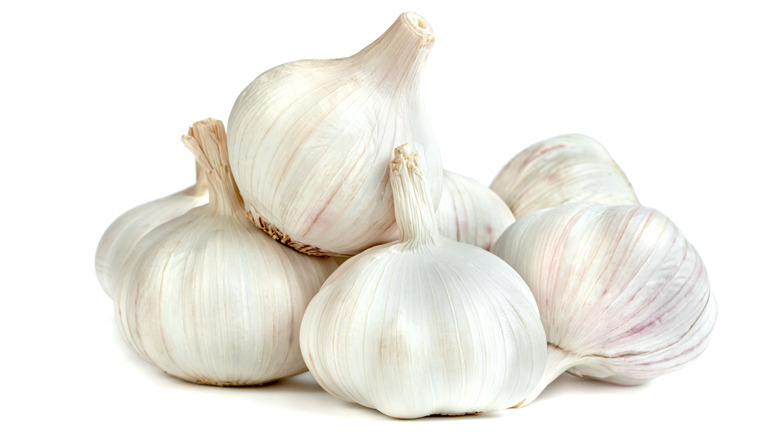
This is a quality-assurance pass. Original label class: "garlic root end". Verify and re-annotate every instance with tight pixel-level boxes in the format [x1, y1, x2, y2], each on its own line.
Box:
[247, 210, 347, 257]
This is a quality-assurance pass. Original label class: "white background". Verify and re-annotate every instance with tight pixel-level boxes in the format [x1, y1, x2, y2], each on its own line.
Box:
[2, 0, 777, 436]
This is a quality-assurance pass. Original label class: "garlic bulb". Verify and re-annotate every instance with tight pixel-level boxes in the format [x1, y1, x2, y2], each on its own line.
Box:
[114, 119, 337, 386]
[95, 164, 208, 298]
[491, 203, 716, 406]
[490, 134, 639, 218]
[300, 145, 546, 419]
[435, 170, 515, 251]
[228, 12, 442, 257]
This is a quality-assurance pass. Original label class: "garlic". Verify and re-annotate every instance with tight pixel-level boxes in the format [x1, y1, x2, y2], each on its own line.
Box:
[435, 170, 515, 251]
[114, 118, 337, 386]
[490, 134, 639, 218]
[491, 203, 716, 406]
[299, 145, 546, 419]
[228, 12, 442, 257]
[332, 256, 350, 266]
[95, 164, 208, 298]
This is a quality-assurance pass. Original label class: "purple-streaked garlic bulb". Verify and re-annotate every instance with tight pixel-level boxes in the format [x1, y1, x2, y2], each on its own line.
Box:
[491, 202, 716, 405]
[491, 134, 638, 219]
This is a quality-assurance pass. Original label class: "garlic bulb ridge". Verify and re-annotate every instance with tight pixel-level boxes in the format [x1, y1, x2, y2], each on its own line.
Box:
[300, 145, 546, 419]
[491, 203, 716, 405]
[490, 134, 639, 218]
[228, 12, 443, 257]
[114, 118, 337, 386]
[95, 163, 208, 298]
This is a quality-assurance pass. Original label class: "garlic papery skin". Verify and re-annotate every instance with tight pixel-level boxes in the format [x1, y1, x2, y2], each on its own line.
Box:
[435, 170, 515, 251]
[95, 164, 208, 299]
[491, 202, 716, 406]
[114, 119, 337, 386]
[227, 12, 442, 257]
[490, 134, 639, 219]
[299, 146, 546, 419]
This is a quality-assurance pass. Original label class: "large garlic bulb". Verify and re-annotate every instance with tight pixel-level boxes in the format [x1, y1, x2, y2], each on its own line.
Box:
[490, 134, 639, 218]
[95, 165, 208, 298]
[300, 146, 546, 419]
[114, 119, 337, 386]
[491, 203, 716, 405]
[228, 12, 442, 256]
[435, 170, 515, 251]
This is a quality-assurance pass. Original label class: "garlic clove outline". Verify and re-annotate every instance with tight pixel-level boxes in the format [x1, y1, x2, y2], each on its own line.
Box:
[228, 12, 442, 257]
[490, 134, 639, 218]
[491, 202, 716, 406]
[114, 118, 338, 386]
[299, 145, 546, 419]
[95, 164, 208, 298]
[435, 170, 515, 251]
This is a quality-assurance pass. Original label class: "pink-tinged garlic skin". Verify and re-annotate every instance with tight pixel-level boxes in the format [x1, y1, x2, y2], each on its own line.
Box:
[435, 170, 515, 251]
[490, 134, 639, 219]
[491, 203, 716, 405]
[228, 12, 442, 256]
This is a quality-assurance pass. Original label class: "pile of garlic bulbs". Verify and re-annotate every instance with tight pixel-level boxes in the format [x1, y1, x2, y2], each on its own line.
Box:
[97, 11, 715, 419]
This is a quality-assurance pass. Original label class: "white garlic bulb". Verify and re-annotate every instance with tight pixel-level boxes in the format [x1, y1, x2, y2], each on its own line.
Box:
[95, 165, 208, 298]
[228, 12, 443, 257]
[435, 170, 515, 251]
[114, 119, 338, 386]
[491, 203, 716, 405]
[490, 134, 639, 218]
[300, 146, 546, 419]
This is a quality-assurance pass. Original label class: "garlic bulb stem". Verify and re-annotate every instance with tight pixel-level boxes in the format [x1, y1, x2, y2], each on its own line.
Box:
[354, 12, 433, 94]
[181, 121, 242, 217]
[517, 344, 592, 407]
[390, 145, 438, 248]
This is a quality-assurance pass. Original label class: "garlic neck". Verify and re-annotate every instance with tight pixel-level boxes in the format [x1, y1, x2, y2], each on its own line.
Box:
[517, 343, 590, 407]
[390, 145, 438, 248]
[204, 168, 244, 218]
[181, 119, 244, 218]
[351, 12, 434, 93]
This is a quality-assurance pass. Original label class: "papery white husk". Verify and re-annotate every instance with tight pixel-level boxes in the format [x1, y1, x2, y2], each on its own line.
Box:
[491, 202, 716, 405]
[95, 166, 208, 298]
[435, 170, 515, 251]
[114, 119, 337, 386]
[300, 146, 546, 419]
[490, 134, 639, 218]
[228, 12, 442, 256]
